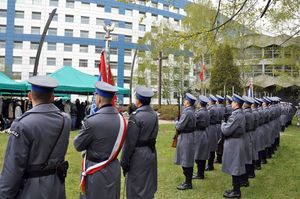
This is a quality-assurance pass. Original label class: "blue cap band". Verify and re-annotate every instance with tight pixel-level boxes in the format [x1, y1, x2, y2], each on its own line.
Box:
[136, 93, 151, 101]
[185, 96, 196, 105]
[31, 85, 54, 93]
[95, 88, 115, 98]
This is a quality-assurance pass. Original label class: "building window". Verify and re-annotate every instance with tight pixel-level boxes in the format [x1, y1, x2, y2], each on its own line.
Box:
[174, 19, 180, 26]
[47, 57, 56, 66]
[14, 26, 23, 34]
[80, 45, 88, 53]
[80, 30, 89, 38]
[139, 11, 146, 19]
[124, 49, 132, 56]
[14, 41, 23, 49]
[32, 12, 41, 20]
[64, 44, 72, 52]
[48, 28, 57, 36]
[64, 29, 73, 37]
[138, 0, 146, 5]
[110, 48, 118, 55]
[31, 26, 40, 34]
[124, 76, 130, 84]
[174, 7, 180, 14]
[79, 59, 88, 67]
[0, 40, 5, 48]
[124, 62, 131, 70]
[163, 16, 169, 22]
[52, 13, 58, 21]
[125, 9, 132, 16]
[151, 2, 158, 8]
[0, 9, 7, 18]
[63, 58, 72, 67]
[12, 72, 22, 80]
[125, 22, 132, 29]
[13, 56, 22, 65]
[32, 0, 42, 5]
[111, 34, 118, 41]
[81, 16, 89, 24]
[0, 56, 4, 71]
[110, 61, 118, 69]
[125, 35, 132, 43]
[81, 2, 89, 6]
[96, 18, 105, 26]
[66, 0, 74, 8]
[245, 46, 262, 59]
[29, 57, 36, 65]
[15, 10, 24, 18]
[163, 4, 169, 11]
[97, 4, 104, 8]
[264, 45, 280, 59]
[95, 32, 105, 39]
[94, 60, 100, 68]
[95, 46, 102, 53]
[111, 7, 119, 14]
[151, 14, 158, 21]
[111, 20, 119, 28]
[47, 42, 56, 51]
[49, 0, 58, 6]
[30, 42, 39, 50]
[65, 14, 74, 22]
[0, 25, 5, 33]
[139, 24, 146, 32]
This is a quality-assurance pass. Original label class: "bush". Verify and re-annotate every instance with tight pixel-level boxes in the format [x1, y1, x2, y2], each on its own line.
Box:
[155, 105, 178, 120]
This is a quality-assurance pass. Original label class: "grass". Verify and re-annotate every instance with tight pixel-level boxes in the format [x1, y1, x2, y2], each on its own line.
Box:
[0, 121, 300, 199]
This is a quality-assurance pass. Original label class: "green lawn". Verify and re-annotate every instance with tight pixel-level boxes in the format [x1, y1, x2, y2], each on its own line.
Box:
[0, 122, 299, 199]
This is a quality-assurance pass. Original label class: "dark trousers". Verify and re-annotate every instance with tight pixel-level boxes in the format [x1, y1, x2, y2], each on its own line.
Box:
[266, 146, 273, 158]
[207, 151, 215, 169]
[275, 137, 280, 147]
[182, 167, 193, 184]
[216, 137, 224, 163]
[232, 175, 242, 192]
[195, 160, 206, 176]
[256, 151, 263, 167]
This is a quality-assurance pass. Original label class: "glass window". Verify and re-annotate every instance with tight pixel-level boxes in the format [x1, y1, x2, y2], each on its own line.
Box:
[139, 24, 146, 32]
[124, 49, 132, 56]
[32, 12, 41, 20]
[49, 0, 58, 6]
[125, 35, 132, 43]
[139, 12, 146, 18]
[124, 62, 131, 70]
[151, 14, 158, 21]
[151, 2, 158, 8]
[111, 34, 118, 41]
[64, 29, 73, 37]
[63, 58, 72, 66]
[48, 28, 57, 36]
[163, 4, 169, 11]
[94, 60, 100, 68]
[81, 16, 89, 24]
[0, 40, 5, 48]
[47, 42, 56, 51]
[51, 13, 58, 21]
[125, 9, 132, 16]
[95, 46, 102, 53]
[15, 10, 24, 18]
[111, 20, 119, 28]
[0, 56, 4, 71]
[124, 76, 130, 84]
[32, 0, 42, 5]
[14, 26, 23, 34]
[95, 32, 105, 39]
[64, 44, 72, 52]
[174, 7, 180, 14]
[0, 25, 5, 33]
[125, 22, 132, 29]
[163, 16, 169, 22]
[111, 7, 118, 14]
[80, 45, 88, 53]
[47, 57, 56, 66]
[31, 26, 40, 34]
[66, 0, 74, 8]
[29, 57, 35, 65]
[79, 59, 88, 67]
[174, 19, 180, 26]
[96, 18, 104, 26]
[110, 61, 118, 69]
[14, 41, 23, 49]
[81, 2, 89, 6]
[65, 14, 74, 22]
[110, 48, 118, 55]
[12, 72, 22, 80]
[13, 56, 22, 65]
[80, 30, 89, 38]
[30, 42, 39, 50]
[138, 0, 146, 5]
[97, 4, 104, 8]
[0, 9, 7, 18]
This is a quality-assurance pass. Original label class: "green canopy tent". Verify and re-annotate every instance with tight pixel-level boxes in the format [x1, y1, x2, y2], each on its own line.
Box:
[25, 66, 129, 95]
[0, 72, 27, 93]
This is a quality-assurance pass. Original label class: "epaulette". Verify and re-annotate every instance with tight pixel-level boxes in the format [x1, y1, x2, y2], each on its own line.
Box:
[85, 112, 102, 119]
[14, 112, 32, 122]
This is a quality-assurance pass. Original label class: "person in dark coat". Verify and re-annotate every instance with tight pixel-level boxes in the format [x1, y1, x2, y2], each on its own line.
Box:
[193, 95, 210, 180]
[252, 98, 263, 170]
[215, 95, 225, 164]
[174, 93, 197, 190]
[0, 76, 71, 199]
[74, 81, 125, 199]
[121, 86, 158, 199]
[224, 95, 233, 122]
[221, 94, 246, 198]
[206, 95, 218, 171]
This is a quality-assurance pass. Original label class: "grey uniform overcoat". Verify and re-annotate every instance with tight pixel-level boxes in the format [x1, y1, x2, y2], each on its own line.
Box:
[194, 107, 210, 160]
[121, 105, 159, 199]
[216, 104, 225, 140]
[262, 107, 270, 147]
[174, 106, 196, 168]
[224, 105, 233, 122]
[207, 104, 218, 152]
[221, 108, 246, 176]
[243, 108, 254, 164]
[74, 105, 122, 199]
[251, 108, 259, 160]
[256, 107, 265, 151]
[0, 103, 71, 199]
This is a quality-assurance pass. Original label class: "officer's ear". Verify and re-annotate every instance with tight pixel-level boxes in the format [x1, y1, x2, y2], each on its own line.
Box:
[28, 92, 32, 102]
[49, 93, 55, 102]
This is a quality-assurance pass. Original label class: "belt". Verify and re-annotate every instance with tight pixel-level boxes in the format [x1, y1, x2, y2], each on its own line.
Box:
[180, 129, 195, 134]
[195, 127, 206, 131]
[23, 168, 56, 179]
[210, 122, 217, 125]
[136, 139, 156, 152]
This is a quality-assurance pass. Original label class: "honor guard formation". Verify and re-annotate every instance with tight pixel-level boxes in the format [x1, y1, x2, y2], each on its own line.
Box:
[0, 76, 296, 199]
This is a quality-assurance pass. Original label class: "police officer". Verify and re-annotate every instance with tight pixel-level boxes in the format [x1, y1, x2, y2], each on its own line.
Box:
[216, 95, 225, 164]
[0, 76, 71, 199]
[174, 93, 196, 190]
[121, 86, 158, 199]
[206, 95, 218, 171]
[253, 98, 264, 170]
[193, 95, 210, 180]
[251, 98, 260, 171]
[74, 81, 125, 199]
[221, 94, 246, 198]
[224, 95, 233, 122]
[261, 97, 271, 164]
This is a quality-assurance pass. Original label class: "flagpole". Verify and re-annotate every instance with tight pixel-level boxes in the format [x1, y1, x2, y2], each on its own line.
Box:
[104, 23, 115, 71]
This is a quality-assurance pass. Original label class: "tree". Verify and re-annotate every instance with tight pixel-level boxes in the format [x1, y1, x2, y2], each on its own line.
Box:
[210, 44, 242, 94]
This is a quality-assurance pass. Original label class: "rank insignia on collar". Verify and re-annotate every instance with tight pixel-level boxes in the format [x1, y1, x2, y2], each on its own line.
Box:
[7, 129, 20, 138]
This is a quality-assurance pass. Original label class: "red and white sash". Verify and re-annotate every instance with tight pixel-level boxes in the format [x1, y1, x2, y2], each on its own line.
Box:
[80, 113, 127, 193]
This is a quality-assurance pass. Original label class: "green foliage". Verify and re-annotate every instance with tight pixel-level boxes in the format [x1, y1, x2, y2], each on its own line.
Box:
[210, 44, 242, 94]
[153, 105, 178, 120]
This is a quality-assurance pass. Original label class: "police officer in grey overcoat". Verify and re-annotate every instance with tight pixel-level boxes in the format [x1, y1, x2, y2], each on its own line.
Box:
[253, 98, 264, 170]
[174, 93, 196, 190]
[216, 95, 225, 164]
[224, 95, 233, 122]
[74, 81, 124, 199]
[251, 98, 260, 170]
[121, 86, 158, 199]
[206, 95, 218, 171]
[221, 94, 246, 198]
[193, 95, 210, 180]
[0, 76, 71, 199]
